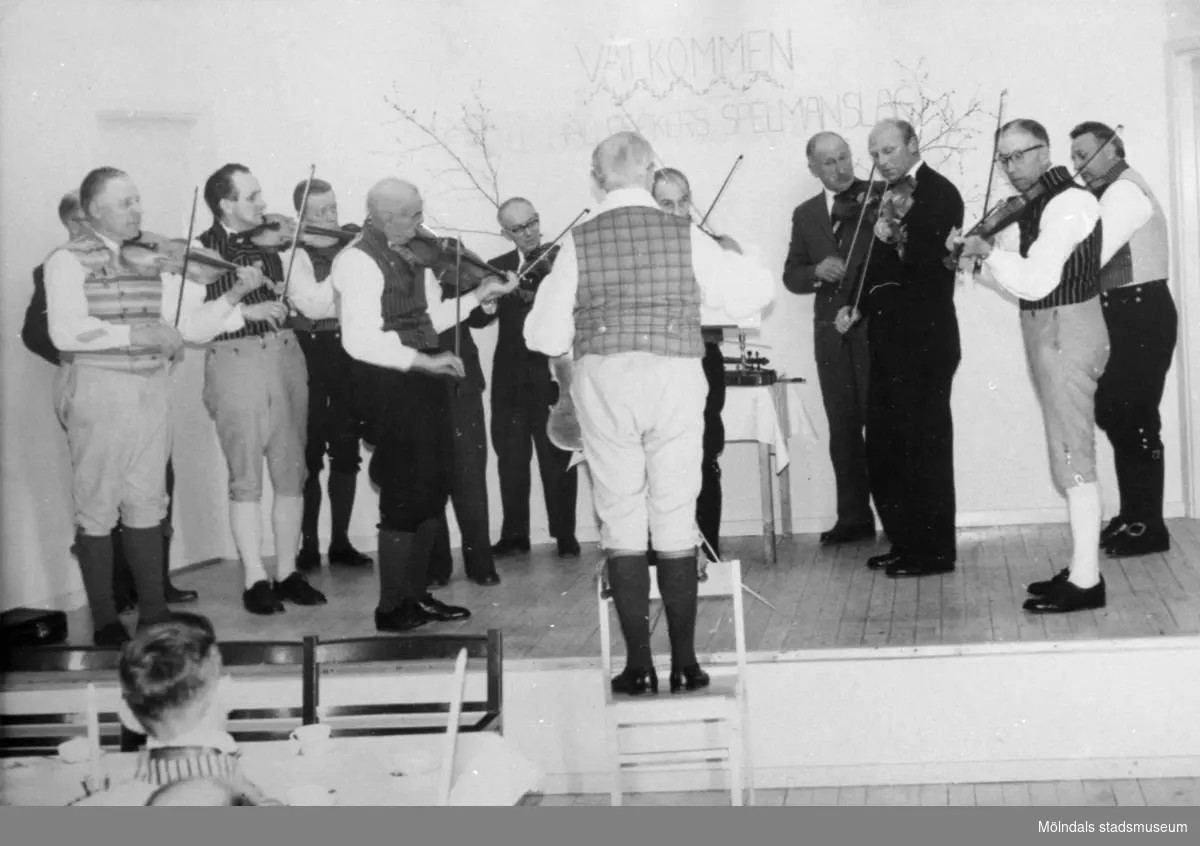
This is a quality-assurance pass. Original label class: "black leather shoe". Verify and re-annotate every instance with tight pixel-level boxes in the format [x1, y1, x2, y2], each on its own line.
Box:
[416, 594, 470, 621]
[296, 538, 322, 572]
[375, 606, 428, 632]
[820, 523, 877, 546]
[669, 664, 711, 693]
[329, 543, 373, 567]
[1105, 523, 1170, 558]
[1099, 516, 1128, 547]
[426, 575, 450, 589]
[93, 621, 131, 647]
[491, 537, 531, 557]
[1027, 568, 1070, 597]
[1023, 576, 1106, 613]
[867, 552, 902, 570]
[274, 572, 328, 606]
[611, 667, 658, 696]
[164, 583, 198, 604]
[470, 572, 501, 586]
[886, 555, 956, 578]
[556, 537, 581, 559]
[244, 579, 285, 615]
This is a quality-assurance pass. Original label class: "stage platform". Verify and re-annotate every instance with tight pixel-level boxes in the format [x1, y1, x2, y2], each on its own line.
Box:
[22, 519, 1200, 797]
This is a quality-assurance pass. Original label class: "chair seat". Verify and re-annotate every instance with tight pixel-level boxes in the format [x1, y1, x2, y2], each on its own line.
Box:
[609, 677, 739, 718]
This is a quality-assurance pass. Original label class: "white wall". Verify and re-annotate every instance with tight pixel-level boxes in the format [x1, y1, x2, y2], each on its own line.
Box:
[1, 0, 1194, 610]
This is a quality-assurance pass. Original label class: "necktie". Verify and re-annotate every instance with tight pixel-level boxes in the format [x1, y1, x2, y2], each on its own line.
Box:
[830, 184, 862, 252]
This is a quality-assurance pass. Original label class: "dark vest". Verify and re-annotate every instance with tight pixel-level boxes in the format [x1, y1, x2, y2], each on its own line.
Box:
[573, 205, 703, 359]
[1017, 166, 1102, 311]
[351, 225, 439, 351]
[199, 224, 286, 341]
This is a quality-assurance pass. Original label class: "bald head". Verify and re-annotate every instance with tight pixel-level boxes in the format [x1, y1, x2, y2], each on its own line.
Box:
[591, 131, 656, 194]
[806, 132, 855, 192]
[868, 119, 921, 183]
[367, 178, 424, 245]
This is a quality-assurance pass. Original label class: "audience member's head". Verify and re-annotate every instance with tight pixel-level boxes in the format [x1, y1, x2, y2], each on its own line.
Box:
[146, 777, 257, 806]
[118, 612, 227, 742]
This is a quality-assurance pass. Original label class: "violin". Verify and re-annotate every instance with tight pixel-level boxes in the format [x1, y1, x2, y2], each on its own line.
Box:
[515, 243, 560, 303]
[404, 225, 508, 295]
[547, 354, 582, 453]
[235, 213, 357, 252]
[121, 231, 239, 286]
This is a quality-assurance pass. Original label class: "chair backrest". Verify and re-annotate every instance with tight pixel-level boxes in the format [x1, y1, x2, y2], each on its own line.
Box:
[436, 648, 469, 806]
[311, 631, 501, 737]
[0, 645, 126, 757]
[598, 559, 748, 692]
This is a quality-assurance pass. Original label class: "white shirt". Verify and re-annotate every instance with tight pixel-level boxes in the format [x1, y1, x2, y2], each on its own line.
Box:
[523, 187, 777, 358]
[981, 187, 1101, 301]
[331, 242, 484, 371]
[1097, 179, 1153, 266]
[44, 231, 239, 351]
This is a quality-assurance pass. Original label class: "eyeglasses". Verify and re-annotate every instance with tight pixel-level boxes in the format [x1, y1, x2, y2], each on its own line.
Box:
[506, 216, 540, 236]
[995, 144, 1045, 168]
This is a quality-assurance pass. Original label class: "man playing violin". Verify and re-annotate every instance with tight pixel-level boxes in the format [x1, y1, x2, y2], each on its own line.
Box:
[1069, 122, 1177, 559]
[783, 132, 877, 548]
[839, 119, 963, 579]
[288, 178, 373, 575]
[182, 163, 333, 616]
[332, 178, 518, 632]
[954, 118, 1108, 614]
[44, 168, 250, 645]
[651, 168, 741, 562]
[485, 198, 580, 561]
[525, 132, 775, 695]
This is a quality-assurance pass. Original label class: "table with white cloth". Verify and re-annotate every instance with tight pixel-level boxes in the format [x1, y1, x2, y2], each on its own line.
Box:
[722, 380, 818, 564]
[0, 732, 542, 806]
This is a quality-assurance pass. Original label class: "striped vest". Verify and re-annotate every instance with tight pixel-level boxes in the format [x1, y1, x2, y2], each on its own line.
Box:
[199, 223, 285, 341]
[352, 225, 440, 351]
[1094, 162, 1170, 292]
[57, 232, 167, 373]
[1017, 167, 1103, 311]
[573, 205, 703, 359]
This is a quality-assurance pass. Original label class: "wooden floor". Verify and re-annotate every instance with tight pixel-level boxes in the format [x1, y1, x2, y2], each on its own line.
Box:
[526, 777, 1200, 806]
[64, 519, 1200, 660]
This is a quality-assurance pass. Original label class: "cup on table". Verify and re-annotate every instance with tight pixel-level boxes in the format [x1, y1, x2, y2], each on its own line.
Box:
[289, 723, 332, 757]
[57, 737, 91, 764]
[286, 784, 336, 806]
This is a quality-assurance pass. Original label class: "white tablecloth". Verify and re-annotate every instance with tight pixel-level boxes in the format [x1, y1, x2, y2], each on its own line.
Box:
[723, 382, 818, 471]
[0, 733, 541, 807]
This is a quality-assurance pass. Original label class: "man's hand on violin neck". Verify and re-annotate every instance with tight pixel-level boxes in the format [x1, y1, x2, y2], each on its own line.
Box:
[476, 272, 520, 304]
[412, 351, 465, 380]
[815, 256, 846, 284]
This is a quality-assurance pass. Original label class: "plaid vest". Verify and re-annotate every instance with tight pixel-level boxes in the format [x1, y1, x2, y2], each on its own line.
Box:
[573, 206, 703, 359]
[1094, 162, 1170, 292]
[352, 225, 440, 351]
[1017, 167, 1103, 311]
[56, 231, 167, 373]
[199, 223, 285, 341]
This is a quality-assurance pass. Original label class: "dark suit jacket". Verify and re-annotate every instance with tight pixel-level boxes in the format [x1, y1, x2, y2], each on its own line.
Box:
[22, 265, 60, 366]
[484, 248, 555, 407]
[782, 180, 873, 363]
[857, 162, 964, 359]
[436, 281, 492, 395]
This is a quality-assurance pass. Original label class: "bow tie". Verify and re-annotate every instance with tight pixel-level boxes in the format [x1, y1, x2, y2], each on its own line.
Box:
[888, 174, 916, 192]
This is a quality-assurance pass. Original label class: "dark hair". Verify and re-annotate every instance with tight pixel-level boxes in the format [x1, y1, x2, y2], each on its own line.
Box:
[204, 163, 251, 220]
[119, 612, 219, 734]
[58, 191, 81, 224]
[998, 119, 1050, 146]
[1069, 121, 1125, 159]
[294, 178, 334, 212]
[79, 168, 127, 214]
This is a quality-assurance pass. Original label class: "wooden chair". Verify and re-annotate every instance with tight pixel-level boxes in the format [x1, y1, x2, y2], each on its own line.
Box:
[0, 645, 127, 757]
[436, 648, 470, 806]
[310, 631, 502, 737]
[597, 558, 754, 806]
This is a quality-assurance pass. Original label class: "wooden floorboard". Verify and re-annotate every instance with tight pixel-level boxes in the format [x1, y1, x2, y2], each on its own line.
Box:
[58, 520, 1200, 659]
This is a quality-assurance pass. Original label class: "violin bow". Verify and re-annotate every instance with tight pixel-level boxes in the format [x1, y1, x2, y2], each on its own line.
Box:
[172, 187, 199, 328]
[516, 208, 590, 284]
[454, 238, 462, 363]
[281, 164, 316, 305]
[698, 154, 744, 230]
[834, 162, 879, 299]
[968, 89, 1008, 274]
